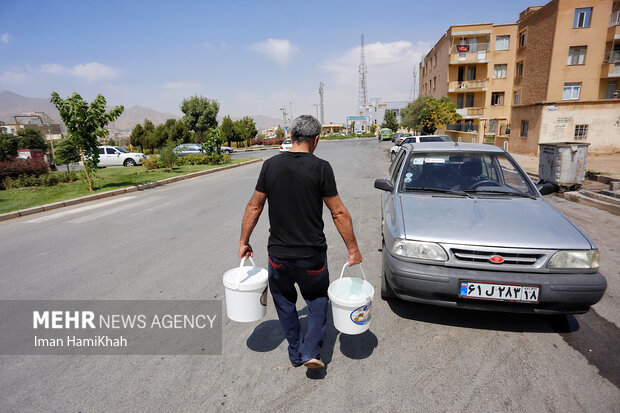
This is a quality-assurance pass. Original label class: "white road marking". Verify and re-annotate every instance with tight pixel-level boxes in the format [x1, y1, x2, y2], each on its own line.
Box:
[25, 196, 136, 223]
[66, 197, 160, 224]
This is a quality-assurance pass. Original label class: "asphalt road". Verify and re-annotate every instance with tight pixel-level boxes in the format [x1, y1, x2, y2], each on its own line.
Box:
[1, 138, 618, 412]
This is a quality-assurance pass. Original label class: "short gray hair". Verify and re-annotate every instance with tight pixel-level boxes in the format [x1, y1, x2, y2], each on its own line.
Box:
[290, 115, 322, 143]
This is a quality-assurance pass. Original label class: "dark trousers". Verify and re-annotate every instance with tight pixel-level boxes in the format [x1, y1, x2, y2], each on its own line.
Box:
[267, 253, 329, 366]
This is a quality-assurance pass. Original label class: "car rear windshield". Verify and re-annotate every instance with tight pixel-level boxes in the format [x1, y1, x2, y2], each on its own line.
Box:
[419, 136, 451, 142]
[400, 152, 534, 195]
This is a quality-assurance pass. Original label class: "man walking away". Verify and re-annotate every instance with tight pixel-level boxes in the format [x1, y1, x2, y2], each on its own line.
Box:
[239, 115, 362, 371]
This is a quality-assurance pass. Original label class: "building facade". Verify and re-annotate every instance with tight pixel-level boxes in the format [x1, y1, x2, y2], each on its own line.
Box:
[351, 98, 409, 132]
[420, 0, 620, 154]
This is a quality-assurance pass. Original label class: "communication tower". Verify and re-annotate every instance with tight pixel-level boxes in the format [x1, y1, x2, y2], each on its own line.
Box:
[358, 34, 368, 107]
[318, 81, 325, 125]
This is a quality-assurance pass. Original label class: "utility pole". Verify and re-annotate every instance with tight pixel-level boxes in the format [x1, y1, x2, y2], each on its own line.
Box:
[309, 104, 319, 119]
[409, 66, 418, 101]
[277, 106, 288, 137]
[318, 81, 325, 125]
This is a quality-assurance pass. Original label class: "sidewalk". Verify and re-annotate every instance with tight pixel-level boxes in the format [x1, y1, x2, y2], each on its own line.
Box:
[512, 152, 620, 180]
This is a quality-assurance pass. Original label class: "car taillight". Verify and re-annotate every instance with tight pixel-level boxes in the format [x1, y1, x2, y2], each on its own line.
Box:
[280, 146, 283, 149]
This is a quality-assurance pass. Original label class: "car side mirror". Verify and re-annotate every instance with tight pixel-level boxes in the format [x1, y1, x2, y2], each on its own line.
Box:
[374, 179, 394, 192]
[536, 180, 555, 195]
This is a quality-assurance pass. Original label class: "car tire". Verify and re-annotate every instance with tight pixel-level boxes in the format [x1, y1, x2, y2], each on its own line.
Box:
[381, 247, 397, 300]
[124, 159, 137, 167]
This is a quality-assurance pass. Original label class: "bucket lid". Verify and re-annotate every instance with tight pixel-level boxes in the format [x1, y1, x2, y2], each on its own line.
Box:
[223, 266, 268, 291]
[328, 277, 374, 307]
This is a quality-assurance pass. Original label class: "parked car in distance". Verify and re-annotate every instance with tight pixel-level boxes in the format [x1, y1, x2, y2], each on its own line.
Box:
[390, 135, 453, 160]
[280, 139, 292, 152]
[174, 143, 234, 157]
[392, 133, 412, 144]
[94, 146, 146, 167]
[375, 142, 606, 314]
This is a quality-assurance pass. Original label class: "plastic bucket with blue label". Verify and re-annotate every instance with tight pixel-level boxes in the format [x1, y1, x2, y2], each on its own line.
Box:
[223, 257, 269, 322]
[328, 262, 374, 335]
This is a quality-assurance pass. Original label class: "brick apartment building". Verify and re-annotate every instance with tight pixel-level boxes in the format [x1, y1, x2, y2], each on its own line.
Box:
[420, 0, 620, 154]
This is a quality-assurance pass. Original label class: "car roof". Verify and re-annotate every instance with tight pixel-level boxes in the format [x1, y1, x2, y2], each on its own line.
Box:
[402, 142, 506, 153]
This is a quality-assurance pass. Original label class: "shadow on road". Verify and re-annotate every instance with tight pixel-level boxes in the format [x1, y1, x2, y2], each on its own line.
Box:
[386, 299, 578, 334]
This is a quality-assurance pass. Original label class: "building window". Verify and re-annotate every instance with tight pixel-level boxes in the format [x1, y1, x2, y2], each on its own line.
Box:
[513, 91, 521, 104]
[563, 82, 581, 100]
[519, 32, 526, 47]
[574, 124, 588, 140]
[433, 76, 436, 90]
[488, 119, 497, 133]
[516, 61, 524, 77]
[496, 35, 510, 51]
[606, 81, 618, 99]
[567, 46, 587, 65]
[574, 8, 592, 28]
[520, 120, 529, 138]
[466, 93, 475, 107]
[434, 54, 437, 67]
[467, 66, 476, 80]
[491, 92, 505, 106]
[493, 64, 507, 78]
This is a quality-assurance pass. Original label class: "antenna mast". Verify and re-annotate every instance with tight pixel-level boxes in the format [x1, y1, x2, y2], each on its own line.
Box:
[358, 34, 368, 107]
[318, 81, 325, 124]
[409, 66, 418, 101]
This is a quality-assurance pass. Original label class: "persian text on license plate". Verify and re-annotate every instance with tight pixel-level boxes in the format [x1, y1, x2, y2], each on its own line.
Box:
[459, 281, 539, 303]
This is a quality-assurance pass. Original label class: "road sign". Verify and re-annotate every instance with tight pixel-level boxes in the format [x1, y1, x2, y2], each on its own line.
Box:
[347, 116, 366, 121]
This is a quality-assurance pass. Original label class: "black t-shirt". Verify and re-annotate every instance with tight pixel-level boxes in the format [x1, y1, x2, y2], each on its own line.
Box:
[255, 151, 338, 258]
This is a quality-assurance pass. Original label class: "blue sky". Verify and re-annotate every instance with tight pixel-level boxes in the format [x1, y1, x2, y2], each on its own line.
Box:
[1, 0, 536, 123]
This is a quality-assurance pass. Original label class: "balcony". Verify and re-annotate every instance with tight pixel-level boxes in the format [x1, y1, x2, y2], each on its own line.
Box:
[604, 50, 620, 63]
[456, 107, 484, 118]
[450, 51, 489, 64]
[601, 62, 620, 78]
[448, 79, 488, 92]
[446, 122, 478, 133]
[610, 11, 620, 27]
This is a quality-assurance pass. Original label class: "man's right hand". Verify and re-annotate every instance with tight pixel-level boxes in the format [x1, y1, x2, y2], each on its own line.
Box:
[348, 248, 362, 266]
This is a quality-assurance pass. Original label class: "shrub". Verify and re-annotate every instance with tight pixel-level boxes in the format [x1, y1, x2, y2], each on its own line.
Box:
[142, 156, 162, 170]
[2, 171, 78, 189]
[159, 141, 178, 171]
[0, 159, 50, 189]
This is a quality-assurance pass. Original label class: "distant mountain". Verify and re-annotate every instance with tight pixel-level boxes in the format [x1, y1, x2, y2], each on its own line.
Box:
[0, 90, 282, 134]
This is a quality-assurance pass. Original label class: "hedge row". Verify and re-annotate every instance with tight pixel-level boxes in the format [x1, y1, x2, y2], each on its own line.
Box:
[0, 159, 50, 189]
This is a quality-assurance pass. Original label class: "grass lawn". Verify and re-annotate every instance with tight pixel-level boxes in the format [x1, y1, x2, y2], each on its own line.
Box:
[0, 159, 255, 214]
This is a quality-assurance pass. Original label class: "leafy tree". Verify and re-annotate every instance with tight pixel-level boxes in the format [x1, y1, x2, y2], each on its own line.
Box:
[17, 129, 47, 151]
[201, 128, 224, 155]
[400, 95, 434, 132]
[350, 121, 355, 134]
[180, 96, 220, 136]
[0, 133, 18, 161]
[275, 125, 285, 138]
[418, 96, 461, 134]
[220, 115, 236, 147]
[168, 119, 191, 144]
[381, 109, 399, 133]
[159, 141, 178, 171]
[370, 124, 377, 134]
[106, 138, 116, 146]
[50, 92, 124, 191]
[234, 116, 258, 148]
[54, 138, 81, 171]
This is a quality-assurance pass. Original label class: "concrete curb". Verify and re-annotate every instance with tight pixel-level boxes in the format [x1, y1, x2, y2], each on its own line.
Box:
[555, 191, 620, 216]
[0, 159, 262, 222]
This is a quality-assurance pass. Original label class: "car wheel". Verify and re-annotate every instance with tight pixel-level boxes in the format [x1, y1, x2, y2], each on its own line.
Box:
[381, 247, 397, 300]
[124, 159, 137, 167]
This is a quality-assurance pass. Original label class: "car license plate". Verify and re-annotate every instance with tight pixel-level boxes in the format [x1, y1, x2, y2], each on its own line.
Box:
[459, 281, 539, 303]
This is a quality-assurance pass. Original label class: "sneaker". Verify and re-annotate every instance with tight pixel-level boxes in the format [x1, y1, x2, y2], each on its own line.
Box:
[303, 358, 325, 370]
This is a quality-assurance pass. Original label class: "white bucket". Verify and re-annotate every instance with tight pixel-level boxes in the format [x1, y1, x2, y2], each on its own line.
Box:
[328, 262, 374, 335]
[223, 257, 269, 322]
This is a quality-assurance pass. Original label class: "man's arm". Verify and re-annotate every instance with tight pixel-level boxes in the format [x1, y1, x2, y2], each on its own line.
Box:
[239, 190, 267, 259]
[323, 195, 362, 265]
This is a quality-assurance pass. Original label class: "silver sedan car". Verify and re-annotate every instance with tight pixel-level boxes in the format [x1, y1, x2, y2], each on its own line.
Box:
[374, 142, 606, 314]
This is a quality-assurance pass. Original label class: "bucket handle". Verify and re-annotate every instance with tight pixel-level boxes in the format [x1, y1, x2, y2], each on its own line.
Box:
[334, 261, 367, 298]
[236, 256, 257, 289]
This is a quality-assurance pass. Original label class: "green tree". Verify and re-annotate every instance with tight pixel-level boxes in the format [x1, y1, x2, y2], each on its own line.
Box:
[106, 138, 116, 146]
[54, 138, 81, 171]
[350, 121, 355, 134]
[235, 116, 258, 147]
[50, 92, 124, 191]
[400, 95, 434, 132]
[275, 125, 285, 138]
[17, 129, 47, 151]
[418, 96, 461, 135]
[168, 119, 191, 144]
[220, 115, 236, 147]
[130, 123, 145, 149]
[201, 128, 224, 155]
[370, 124, 377, 134]
[381, 109, 399, 132]
[180, 96, 220, 137]
[0, 133, 18, 161]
